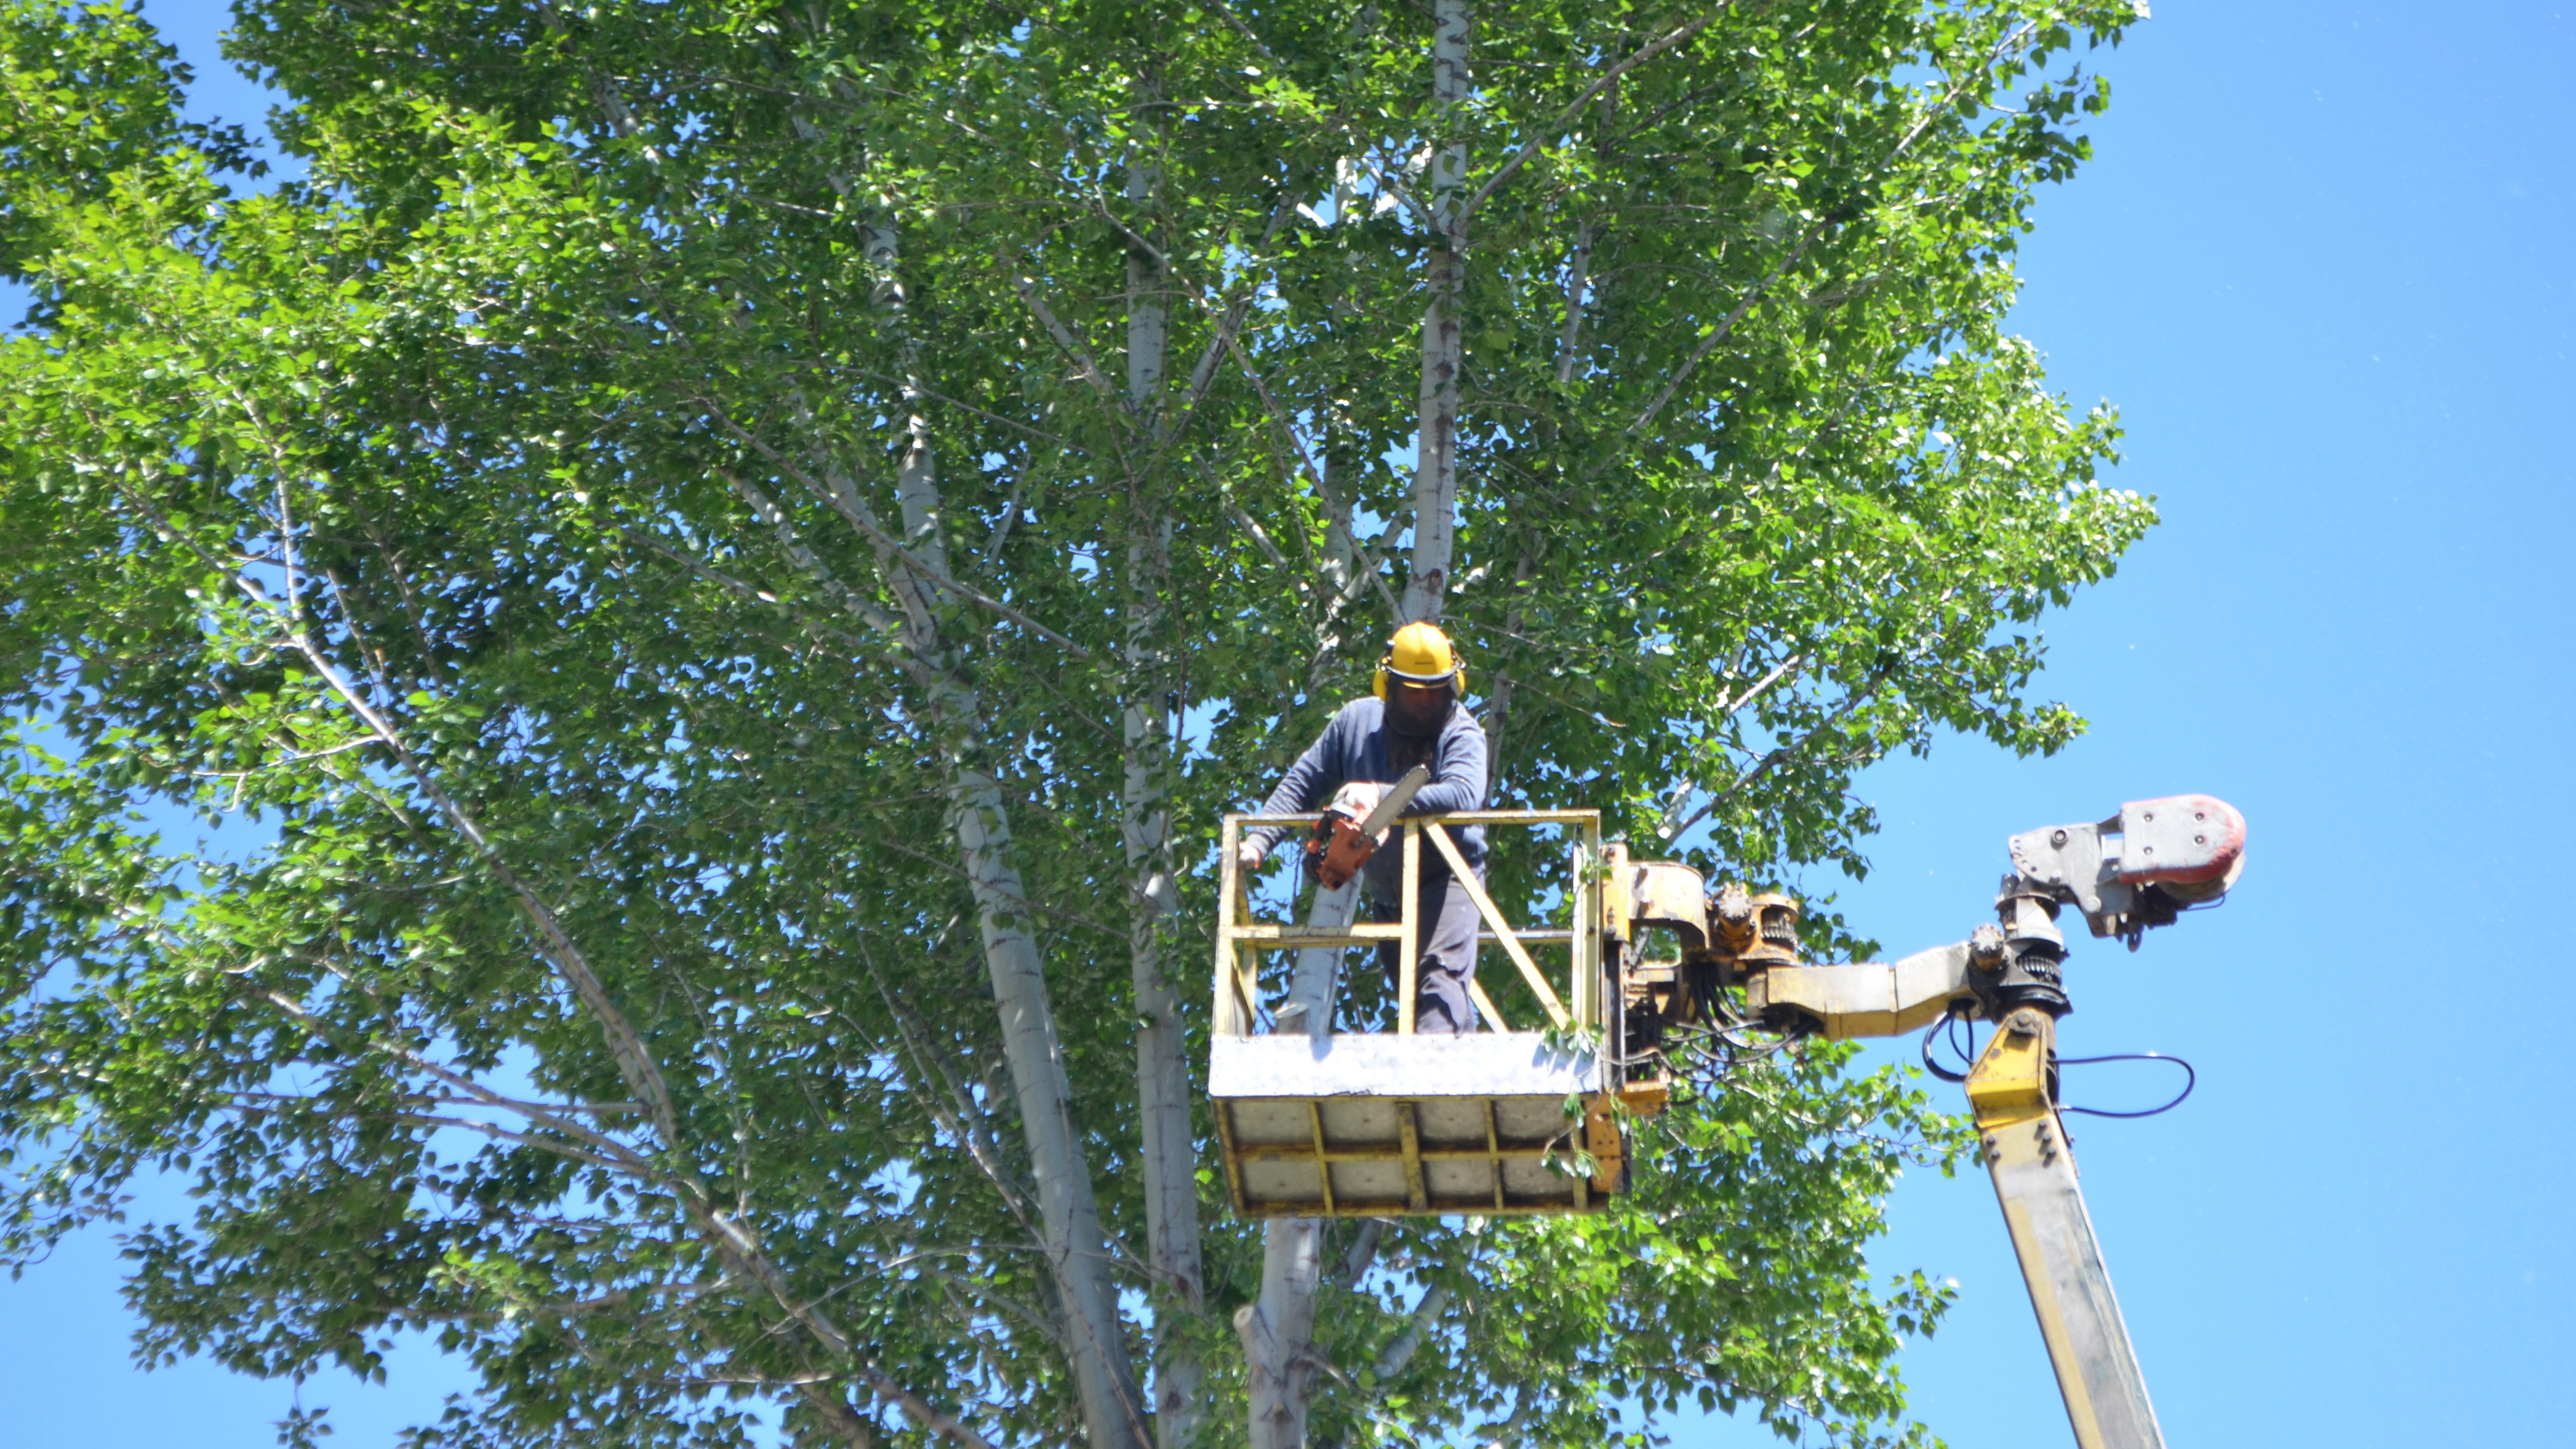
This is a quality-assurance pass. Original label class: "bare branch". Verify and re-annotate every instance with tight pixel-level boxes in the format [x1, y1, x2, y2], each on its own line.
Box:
[1223, 332, 1403, 621]
[1169, 193, 1303, 436]
[1625, 236, 1813, 440]
[1002, 260, 1127, 410]
[709, 420, 1093, 659]
[237, 464, 689, 1153]
[1371, 1282, 1452, 1379]
[861, 369, 1087, 456]
[1719, 652, 1804, 717]
[238, 985, 664, 1179]
[617, 523, 885, 656]
[722, 470, 919, 644]
[862, 945, 1045, 1242]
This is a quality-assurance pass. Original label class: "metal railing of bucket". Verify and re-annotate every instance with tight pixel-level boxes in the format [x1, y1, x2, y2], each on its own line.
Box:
[1212, 809, 1605, 1036]
[1209, 809, 1619, 1216]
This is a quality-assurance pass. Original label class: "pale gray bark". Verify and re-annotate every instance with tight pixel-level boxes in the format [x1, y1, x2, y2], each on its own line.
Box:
[1240, 1213, 1324, 1449]
[1249, 12, 1478, 1442]
[1118, 131, 1207, 1449]
[1242, 879, 1359, 1449]
[1127, 155, 1170, 408]
[1123, 540, 1200, 1449]
[1403, 0, 1473, 626]
[856, 227, 1149, 1449]
[1274, 880, 1360, 1039]
[1372, 1282, 1451, 1379]
[946, 744, 1148, 1449]
[1556, 221, 1592, 388]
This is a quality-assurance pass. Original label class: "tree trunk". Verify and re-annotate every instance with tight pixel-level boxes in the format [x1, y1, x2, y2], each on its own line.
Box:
[1249, 8, 1477, 1439]
[1274, 880, 1359, 1040]
[1242, 1215, 1324, 1449]
[1479, 544, 1540, 791]
[948, 749, 1149, 1449]
[1403, 0, 1473, 626]
[1241, 882, 1360, 1449]
[1117, 129, 1207, 1449]
[862, 226, 1149, 1449]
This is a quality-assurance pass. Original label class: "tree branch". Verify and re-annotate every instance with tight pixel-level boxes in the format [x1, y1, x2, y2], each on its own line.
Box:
[1462, 12, 1722, 219]
[708, 419, 1093, 659]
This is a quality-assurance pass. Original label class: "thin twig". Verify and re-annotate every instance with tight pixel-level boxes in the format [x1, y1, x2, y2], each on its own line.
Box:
[1462, 12, 1723, 219]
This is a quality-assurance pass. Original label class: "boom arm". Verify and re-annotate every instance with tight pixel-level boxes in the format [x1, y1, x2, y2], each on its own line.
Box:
[1607, 795, 2242, 1449]
[1965, 1009, 2165, 1449]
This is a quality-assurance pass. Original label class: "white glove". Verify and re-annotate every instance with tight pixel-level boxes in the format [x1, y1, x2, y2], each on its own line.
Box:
[1327, 780, 1389, 835]
[1236, 839, 1268, 875]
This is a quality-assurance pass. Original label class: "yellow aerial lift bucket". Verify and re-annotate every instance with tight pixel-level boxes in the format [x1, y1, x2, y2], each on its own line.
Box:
[1207, 809, 1626, 1216]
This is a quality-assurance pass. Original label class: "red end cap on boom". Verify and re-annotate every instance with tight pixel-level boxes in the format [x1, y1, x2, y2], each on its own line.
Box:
[2008, 793, 2247, 943]
[2114, 793, 2247, 894]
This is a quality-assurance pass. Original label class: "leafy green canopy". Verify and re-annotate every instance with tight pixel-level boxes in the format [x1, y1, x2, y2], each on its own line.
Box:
[0, 2, 2149, 1447]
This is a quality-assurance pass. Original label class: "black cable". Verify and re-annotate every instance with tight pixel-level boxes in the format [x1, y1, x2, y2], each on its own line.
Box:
[1917, 1012, 1975, 1082]
[1663, 1016, 1797, 1089]
[1920, 1017, 2193, 1117]
[2057, 1052, 2196, 1119]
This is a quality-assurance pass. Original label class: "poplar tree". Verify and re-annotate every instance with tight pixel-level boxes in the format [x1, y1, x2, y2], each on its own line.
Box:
[0, 3, 2152, 1447]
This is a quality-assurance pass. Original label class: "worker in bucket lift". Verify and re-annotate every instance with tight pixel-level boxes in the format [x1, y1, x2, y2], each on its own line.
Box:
[1237, 621, 1490, 1034]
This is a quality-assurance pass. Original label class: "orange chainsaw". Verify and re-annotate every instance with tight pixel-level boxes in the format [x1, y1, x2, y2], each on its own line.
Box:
[1304, 765, 1432, 889]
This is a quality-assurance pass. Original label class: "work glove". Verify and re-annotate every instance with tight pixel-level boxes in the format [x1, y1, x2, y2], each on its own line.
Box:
[1325, 779, 1390, 836]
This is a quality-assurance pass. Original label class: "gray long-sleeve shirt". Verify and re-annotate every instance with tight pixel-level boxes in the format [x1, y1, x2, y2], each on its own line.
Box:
[1246, 697, 1489, 869]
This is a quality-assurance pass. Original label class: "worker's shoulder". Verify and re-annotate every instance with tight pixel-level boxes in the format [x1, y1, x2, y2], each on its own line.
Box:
[1326, 695, 1385, 731]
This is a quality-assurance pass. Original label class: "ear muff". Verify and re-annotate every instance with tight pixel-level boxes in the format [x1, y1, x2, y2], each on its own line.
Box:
[1372, 654, 1392, 700]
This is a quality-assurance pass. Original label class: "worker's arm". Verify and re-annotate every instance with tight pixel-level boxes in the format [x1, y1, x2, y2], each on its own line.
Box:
[1399, 712, 1488, 818]
[1241, 705, 1362, 859]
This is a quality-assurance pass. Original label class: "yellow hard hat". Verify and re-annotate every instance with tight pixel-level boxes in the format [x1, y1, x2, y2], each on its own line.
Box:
[1372, 621, 1467, 700]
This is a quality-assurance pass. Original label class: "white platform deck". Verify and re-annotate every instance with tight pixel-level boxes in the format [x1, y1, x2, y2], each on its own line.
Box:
[1209, 1032, 1616, 1216]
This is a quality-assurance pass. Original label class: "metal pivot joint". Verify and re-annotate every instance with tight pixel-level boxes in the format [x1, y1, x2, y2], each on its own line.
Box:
[1981, 873, 2074, 1019]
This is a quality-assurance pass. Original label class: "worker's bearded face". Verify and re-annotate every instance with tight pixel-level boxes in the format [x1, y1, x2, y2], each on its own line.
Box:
[1388, 678, 1452, 734]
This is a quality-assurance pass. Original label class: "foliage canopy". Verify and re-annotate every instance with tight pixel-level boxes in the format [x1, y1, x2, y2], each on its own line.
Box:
[0, 2, 2149, 1447]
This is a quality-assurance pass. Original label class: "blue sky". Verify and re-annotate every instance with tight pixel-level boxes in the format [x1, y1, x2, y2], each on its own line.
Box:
[1682, 3, 2576, 1445]
[6, 2, 2573, 1446]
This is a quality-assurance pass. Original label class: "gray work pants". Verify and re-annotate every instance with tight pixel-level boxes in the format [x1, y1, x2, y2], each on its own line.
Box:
[1365, 858, 1483, 1034]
